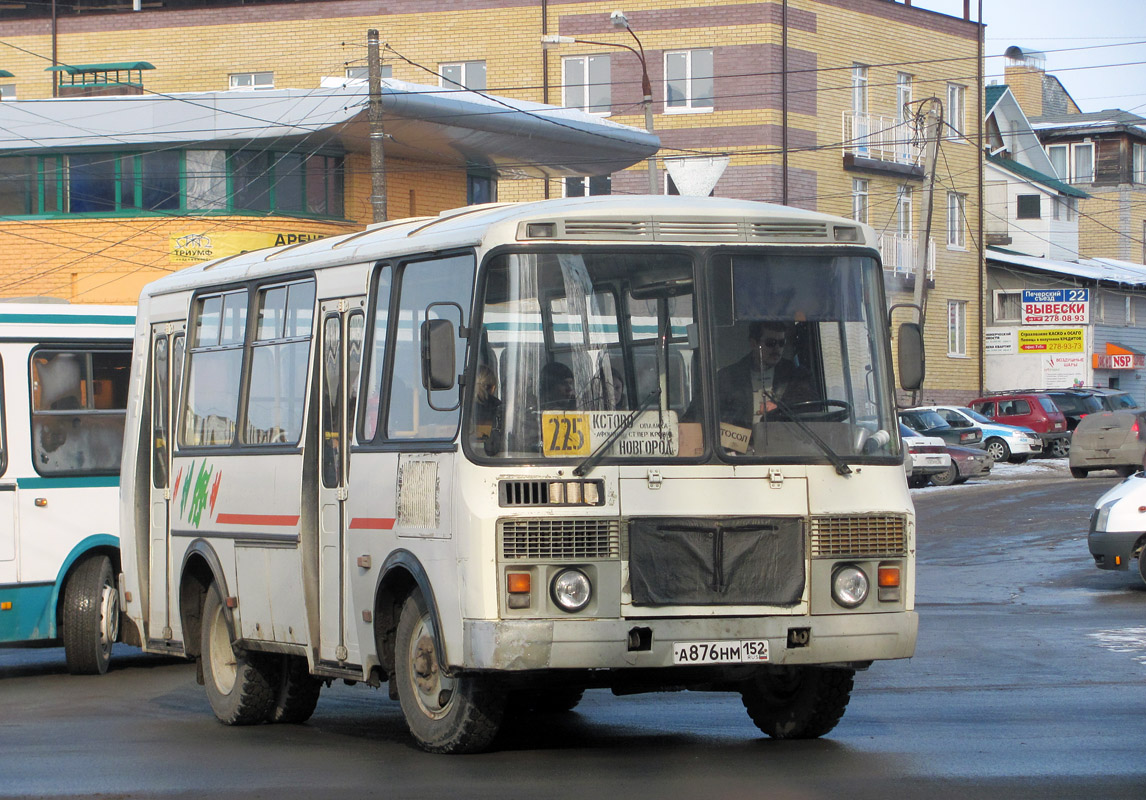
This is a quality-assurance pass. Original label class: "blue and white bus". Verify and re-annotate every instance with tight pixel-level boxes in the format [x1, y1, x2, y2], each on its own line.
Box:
[0, 301, 134, 674]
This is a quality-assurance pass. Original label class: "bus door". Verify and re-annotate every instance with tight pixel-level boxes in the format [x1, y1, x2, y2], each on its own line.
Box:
[148, 324, 184, 641]
[317, 300, 365, 664]
[0, 354, 15, 585]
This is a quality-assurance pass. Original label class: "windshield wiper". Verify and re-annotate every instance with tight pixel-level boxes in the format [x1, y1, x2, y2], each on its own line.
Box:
[760, 387, 853, 476]
[573, 389, 662, 477]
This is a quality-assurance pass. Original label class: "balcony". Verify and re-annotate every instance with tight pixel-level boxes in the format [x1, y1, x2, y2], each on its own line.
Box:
[842, 112, 923, 179]
[878, 233, 935, 282]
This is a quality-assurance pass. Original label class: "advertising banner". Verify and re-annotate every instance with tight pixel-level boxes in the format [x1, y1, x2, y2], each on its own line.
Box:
[170, 231, 327, 263]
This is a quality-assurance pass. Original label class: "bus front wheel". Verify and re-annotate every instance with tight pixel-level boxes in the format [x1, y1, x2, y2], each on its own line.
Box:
[201, 585, 276, 725]
[740, 665, 855, 739]
[394, 591, 505, 753]
[62, 555, 119, 675]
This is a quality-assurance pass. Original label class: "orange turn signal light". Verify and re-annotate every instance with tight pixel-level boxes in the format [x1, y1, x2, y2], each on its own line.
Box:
[507, 573, 531, 594]
[878, 566, 901, 588]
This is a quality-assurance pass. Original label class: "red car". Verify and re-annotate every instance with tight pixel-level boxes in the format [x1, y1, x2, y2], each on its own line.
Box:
[969, 392, 1070, 458]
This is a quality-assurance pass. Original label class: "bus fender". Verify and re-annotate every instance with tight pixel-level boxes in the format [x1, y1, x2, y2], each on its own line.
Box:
[374, 549, 449, 676]
[51, 534, 119, 638]
[178, 538, 232, 656]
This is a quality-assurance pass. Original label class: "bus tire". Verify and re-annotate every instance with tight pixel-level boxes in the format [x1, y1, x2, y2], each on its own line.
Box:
[740, 665, 855, 739]
[507, 686, 585, 715]
[394, 591, 506, 753]
[267, 655, 323, 724]
[62, 555, 119, 675]
[201, 585, 276, 726]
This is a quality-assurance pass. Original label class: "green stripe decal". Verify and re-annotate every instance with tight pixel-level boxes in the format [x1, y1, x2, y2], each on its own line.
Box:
[17, 476, 120, 489]
[0, 313, 135, 326]
[0, 583, 54, 643]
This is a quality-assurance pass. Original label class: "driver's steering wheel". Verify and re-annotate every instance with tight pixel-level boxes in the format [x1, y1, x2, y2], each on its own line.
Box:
[780, 398, 851, 423]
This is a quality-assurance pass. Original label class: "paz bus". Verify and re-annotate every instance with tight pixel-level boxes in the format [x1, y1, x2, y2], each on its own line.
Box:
[120, 196, 924, 752]
[0, 302, 134, 674]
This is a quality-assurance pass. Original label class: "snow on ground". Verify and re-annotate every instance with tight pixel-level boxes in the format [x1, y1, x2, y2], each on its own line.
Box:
[910, 456, 1072, 493]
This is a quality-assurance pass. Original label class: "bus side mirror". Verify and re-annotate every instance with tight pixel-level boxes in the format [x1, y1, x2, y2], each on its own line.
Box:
[897, 322, 924, 391]
[421, 318, 456, 391]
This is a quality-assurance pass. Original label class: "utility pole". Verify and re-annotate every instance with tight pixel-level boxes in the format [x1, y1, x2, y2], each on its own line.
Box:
[367, 29, 387, 223]
[913, 98, 943, 325]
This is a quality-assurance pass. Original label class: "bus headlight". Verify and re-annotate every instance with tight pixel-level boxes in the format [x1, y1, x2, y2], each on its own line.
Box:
[831, 565, 869, 608]
[551, 569, 592, 612]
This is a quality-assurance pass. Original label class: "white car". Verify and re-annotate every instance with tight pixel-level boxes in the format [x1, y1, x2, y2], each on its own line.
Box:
[912, 404, 1043, 463]
[900, 423, 951, 488]
[1088, 473, 1146, 584]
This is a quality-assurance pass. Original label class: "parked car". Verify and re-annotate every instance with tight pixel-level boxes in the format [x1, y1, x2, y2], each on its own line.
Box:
[1043, 389, 1103, 431]
[913, 405, 1042, 464]
[899, 408, 983, 448]
[969, 391, 1070, 458]
[930, 443, 993, 486]
[900, 422, 951, 488]
[1077, 387, 1139, 412]
[1068, 410, 1146, 478]
[1087, 473, 1146, 584]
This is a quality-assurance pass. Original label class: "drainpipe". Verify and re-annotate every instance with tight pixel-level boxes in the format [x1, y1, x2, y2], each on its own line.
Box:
[51, 0, 58, 98]
[977, 0, 985, 393]
[542, 0, 550, 199]
[781, 0, 788, 205]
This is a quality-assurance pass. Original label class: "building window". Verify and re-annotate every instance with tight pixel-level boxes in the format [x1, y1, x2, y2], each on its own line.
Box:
[897, 186, 913, 236]
[994, 291, 1021, 323]
[1133, 142, 1146, 184]
[346, 65, 391, 81]
[0, 150, 344, 219]
[1072, 142, 1094, 183]
[946, 83, 966, 138]
[1126, 295, 1134, 326]
[896, 73, 912, 122]
[440, 61, 486, 91]
[948, 300, 966, 356]
[1016, 194, 1041, 219]
[565, 175, 612, 197]
[664, 49, 714, 111]
[467, 170, 496, 205]
[230, 72, 274, 91]
[852, 179, 869, 224]
[851, 64, 868, 114]
[0, 84, 15, 100]
[563, 55, 611, 114]
[947, 192, 966, 248]
[1047, 144, 1068, 180]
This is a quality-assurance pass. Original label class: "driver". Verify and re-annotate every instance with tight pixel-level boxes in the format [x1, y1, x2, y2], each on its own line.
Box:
[717, 320, 816, 429]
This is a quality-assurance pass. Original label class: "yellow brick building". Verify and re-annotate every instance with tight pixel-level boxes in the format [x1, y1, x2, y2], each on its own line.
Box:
[0, 0, 984, 398]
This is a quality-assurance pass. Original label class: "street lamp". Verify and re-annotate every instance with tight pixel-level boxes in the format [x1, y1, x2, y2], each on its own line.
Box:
[541, 11, 658, 194]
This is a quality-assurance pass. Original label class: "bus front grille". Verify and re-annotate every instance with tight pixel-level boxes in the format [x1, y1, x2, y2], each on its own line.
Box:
[499, 519, 621, 561]
[809, 514, 908, 558]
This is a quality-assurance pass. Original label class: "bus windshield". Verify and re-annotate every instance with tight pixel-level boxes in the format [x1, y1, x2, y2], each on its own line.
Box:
[468, 248, 898, 464]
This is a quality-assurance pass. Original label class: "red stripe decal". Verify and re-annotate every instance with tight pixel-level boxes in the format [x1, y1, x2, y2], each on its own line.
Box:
[215, 513, 300, 527]
[349, 517, 396, 530]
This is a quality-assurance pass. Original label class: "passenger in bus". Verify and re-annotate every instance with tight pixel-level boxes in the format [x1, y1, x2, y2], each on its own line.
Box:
[717, 320, 815, 428]
[589, 365, 626, 410]
[539, 361, 577, 410]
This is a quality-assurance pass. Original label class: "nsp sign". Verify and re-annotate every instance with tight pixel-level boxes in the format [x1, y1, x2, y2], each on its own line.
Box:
[1022, 288, 1089, 324]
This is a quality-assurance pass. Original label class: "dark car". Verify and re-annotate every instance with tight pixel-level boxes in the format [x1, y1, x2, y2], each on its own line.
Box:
[1043, 389, 1103, 431]
[969, 391, 1070, 457]
[929, 444, 993, 486]
[1080, 387, 1139, 412]
[899, 408, 983, 448]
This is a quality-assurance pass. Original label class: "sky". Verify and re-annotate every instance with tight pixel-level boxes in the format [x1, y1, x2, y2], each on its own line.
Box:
[913, 0, 1146, 116]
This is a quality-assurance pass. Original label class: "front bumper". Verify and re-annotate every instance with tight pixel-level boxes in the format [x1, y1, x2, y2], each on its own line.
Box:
[1088, 528, 1143, 571]
[462, 611, 918, 671]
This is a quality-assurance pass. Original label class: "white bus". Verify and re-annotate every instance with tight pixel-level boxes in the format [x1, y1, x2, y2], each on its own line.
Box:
[0, 302, 134, 674]
[121, 196, 923, 752]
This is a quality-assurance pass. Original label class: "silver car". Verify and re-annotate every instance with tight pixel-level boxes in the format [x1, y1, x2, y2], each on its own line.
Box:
[1069, 411, 1145, 479]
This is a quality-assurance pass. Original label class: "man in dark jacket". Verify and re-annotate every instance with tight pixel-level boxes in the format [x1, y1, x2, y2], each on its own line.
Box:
[717, 320, 816, 430]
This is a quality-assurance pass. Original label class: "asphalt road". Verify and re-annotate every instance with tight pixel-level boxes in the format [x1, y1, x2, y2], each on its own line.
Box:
[1, 461, 1142, 799]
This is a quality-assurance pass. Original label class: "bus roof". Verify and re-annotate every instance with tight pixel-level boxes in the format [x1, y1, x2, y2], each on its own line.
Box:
[139, 196, 880, 299]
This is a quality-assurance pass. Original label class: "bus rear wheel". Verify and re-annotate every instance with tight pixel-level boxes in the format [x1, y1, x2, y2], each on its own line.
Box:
[267, 655, 323, 724]
[201, 585, 276, 725]
[62, 555, 119, 675]
[394, 591, 506, 753]
[740, 665, 855, 739]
